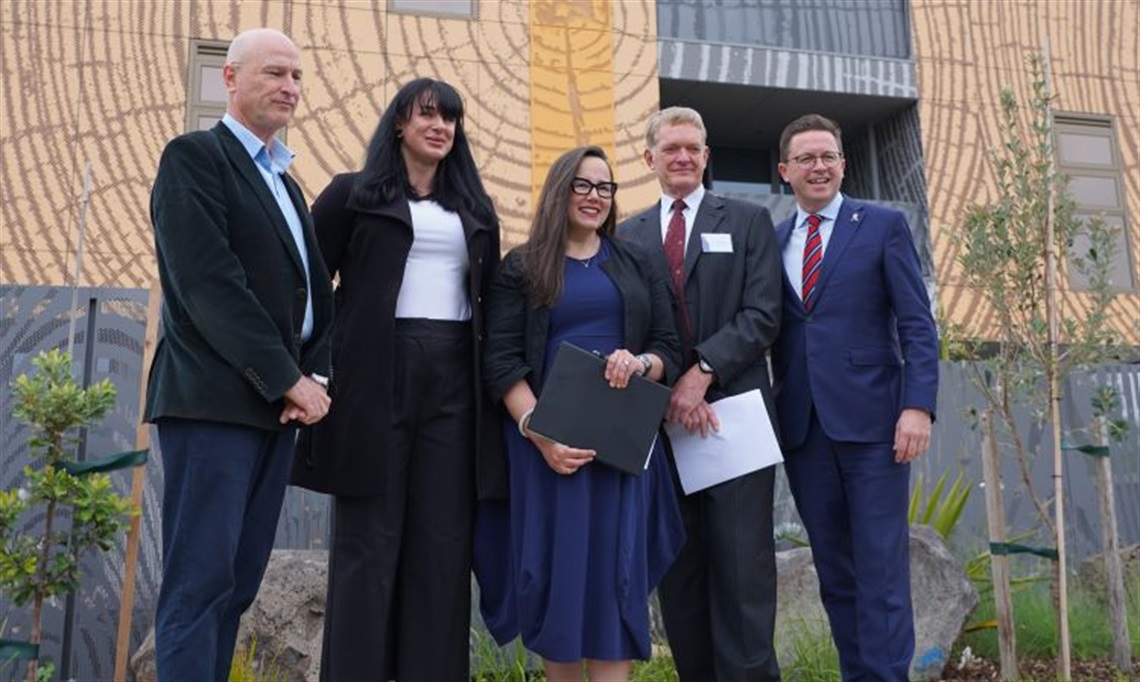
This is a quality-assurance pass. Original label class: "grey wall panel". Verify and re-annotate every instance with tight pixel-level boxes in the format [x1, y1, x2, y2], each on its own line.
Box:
[843, 106, 934, 279]
[658, 0, 912, 59]
[660, 38, 917, 97]
[0, 286, 332, 679]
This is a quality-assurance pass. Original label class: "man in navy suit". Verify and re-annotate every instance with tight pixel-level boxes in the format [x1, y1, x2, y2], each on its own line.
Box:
[146, 28, 333, 681]
[619, 107, 782, 681]
[772, 113, 939, 681]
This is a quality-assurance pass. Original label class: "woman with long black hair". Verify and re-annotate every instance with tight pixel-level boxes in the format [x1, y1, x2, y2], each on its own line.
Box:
[292, 78, 503, 681]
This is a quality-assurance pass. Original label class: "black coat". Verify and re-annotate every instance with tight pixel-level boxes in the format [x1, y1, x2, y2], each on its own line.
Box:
[145, 123, 333, 431]
[291, 172, 505, 499]
[483, 236, 682, 404]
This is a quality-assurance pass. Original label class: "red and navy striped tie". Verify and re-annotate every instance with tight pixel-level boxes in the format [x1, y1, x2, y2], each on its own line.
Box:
[801, 214, 823, 311]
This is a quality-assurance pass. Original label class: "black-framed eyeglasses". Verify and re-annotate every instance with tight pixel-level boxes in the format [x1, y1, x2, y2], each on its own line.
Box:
[788, 152, 844, 170]
[570, 177, 618, 199]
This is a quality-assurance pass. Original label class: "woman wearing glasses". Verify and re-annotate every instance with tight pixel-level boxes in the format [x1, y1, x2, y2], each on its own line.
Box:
[477, 146, 684, 682]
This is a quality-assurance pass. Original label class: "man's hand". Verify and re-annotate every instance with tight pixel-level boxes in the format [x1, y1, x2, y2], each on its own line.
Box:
[667, 366, 718, 436]
[893, 408, 931, 463]
[280, 375, 331, 425]
[681, 400, 720, 437]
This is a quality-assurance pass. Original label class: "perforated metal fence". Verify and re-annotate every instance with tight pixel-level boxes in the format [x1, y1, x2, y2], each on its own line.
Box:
[1, 284, 1137, 680]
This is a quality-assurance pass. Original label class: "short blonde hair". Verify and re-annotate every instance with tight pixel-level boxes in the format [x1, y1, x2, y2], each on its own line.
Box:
[645, 106, 707, 150]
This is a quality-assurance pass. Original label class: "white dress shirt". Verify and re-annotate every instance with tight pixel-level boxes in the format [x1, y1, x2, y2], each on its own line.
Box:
[782, 192, 845, 301]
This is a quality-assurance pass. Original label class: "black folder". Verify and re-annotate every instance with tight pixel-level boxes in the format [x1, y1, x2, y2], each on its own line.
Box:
[527, 341, 671, 476]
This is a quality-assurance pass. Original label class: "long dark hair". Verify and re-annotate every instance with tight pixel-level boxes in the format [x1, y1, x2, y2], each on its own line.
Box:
[351, 78, 497, 227]
[522, 146, 617, 307]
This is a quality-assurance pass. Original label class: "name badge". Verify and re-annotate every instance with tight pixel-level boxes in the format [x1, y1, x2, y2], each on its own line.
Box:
[701, 233, 733, 253]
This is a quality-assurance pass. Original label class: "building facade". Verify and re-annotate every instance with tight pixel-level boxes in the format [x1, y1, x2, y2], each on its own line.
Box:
[1, 1, 1137, 679]
[2, 0, 1136, 340]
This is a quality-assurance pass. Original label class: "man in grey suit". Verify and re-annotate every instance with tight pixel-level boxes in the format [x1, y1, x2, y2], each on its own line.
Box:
[146, 28, 333, 682]
[618, 106, 782, 681]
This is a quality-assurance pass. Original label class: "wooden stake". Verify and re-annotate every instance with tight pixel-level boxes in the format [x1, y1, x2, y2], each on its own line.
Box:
[113, 280, 162, 682]
[981, 410, 1019, 680]
[1093, 417, 1133, 674]
[1039, 41, 1071, 681]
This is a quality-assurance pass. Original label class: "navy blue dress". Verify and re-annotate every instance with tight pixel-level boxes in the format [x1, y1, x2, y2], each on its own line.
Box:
[476, 244, 684, 662]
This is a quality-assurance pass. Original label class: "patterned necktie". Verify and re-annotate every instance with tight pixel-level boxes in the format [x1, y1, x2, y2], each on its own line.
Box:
[801, 214, 823, 311]
[664, 199, 692, 339]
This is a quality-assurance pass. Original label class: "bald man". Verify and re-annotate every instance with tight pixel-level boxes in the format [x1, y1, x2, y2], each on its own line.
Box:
[146, 28, 333, 681]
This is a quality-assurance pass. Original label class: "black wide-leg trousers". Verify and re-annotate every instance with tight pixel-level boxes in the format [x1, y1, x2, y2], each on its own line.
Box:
[320, 319, 476, 682]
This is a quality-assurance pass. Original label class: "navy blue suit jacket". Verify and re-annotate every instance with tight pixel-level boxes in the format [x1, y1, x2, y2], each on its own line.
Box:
[772, 199, 938, 451]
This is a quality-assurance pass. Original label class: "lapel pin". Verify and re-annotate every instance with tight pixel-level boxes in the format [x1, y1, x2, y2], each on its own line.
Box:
[851, 212, 861, 223]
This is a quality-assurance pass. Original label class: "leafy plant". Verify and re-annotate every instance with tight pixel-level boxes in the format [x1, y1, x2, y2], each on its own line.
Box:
[781, 616, 841, 682]
[774, 521, 810, 548]
[959, 578, 1140, 662]
[470, 630, 533, 682]
[630, 652, 679, 682]
[946, 51, 1128, 676]
[0, 349, 137, 682]
[228, 637, 285, 682]
[908, 469, 972, 539]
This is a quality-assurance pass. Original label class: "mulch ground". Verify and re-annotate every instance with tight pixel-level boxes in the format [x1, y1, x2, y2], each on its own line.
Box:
[939, 657, 1139, 681]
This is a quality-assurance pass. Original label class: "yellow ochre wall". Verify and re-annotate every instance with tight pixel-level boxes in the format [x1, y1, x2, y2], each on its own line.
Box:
[2, 0, 1136, 343]
[911, 0, 1139, 342]
[0, 0, 662, 289]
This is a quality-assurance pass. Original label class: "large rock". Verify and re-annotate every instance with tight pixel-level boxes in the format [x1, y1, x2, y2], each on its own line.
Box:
[133, 530, 977, 681]
[774, 524, 978, 681]
[130, 550, 327, 682]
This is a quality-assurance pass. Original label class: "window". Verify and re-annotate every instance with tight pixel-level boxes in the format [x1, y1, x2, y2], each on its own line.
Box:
[709, 146, 780, 198]
[1055, 115, 1134, 291]
[186, 40, 228, 132]
[388, 0, 475, 19]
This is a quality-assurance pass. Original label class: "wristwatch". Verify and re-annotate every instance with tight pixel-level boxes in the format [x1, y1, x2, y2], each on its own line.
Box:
[310, 373, 330, 388]
[635, 354, 653, 375]
[697, 356, 716, 377]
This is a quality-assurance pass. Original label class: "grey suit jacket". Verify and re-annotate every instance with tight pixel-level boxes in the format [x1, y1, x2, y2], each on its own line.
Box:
[145, 123, 333, 431]
[617, 192, 781, 407]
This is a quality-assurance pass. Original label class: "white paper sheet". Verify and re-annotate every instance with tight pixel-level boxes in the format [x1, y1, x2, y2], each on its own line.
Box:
[664, 388, 783, 495]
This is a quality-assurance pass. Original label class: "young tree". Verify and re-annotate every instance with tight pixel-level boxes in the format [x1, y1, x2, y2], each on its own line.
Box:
[0, 349, 137, 682]
[949, 52, 1126, 680]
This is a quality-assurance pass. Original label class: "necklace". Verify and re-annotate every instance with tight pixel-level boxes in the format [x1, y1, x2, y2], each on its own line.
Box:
[567, 240, 602, 268]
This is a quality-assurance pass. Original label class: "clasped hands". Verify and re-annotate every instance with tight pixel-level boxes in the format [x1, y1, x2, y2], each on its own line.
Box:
[279, 374, 331, 425]
[665, 364, 720, 437]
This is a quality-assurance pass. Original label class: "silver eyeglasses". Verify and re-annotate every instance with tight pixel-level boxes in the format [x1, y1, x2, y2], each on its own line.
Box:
[570, 177, 618, 199]
[788, 152, 844, 170]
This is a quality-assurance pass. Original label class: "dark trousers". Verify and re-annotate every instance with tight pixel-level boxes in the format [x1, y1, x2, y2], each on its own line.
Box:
[784, 411, 914, 682]
[155, 418, 296, 682]
[658, 456, 780, 682]
[320, 319, 475, 682]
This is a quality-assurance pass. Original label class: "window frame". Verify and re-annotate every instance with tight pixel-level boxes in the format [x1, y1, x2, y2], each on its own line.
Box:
[185, 39, 229, 134]
[387, 0, 476, 19]
[1054, 113, 1135, 292]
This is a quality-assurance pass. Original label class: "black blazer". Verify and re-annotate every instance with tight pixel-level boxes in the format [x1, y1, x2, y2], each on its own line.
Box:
[145, 123, 333, 431]
[483, 236, 682, 404]
[617, 193, 781, 409]
[291, 172, 506, 499]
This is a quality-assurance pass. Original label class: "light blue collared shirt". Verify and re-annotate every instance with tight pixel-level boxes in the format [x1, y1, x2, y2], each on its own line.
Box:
[222, 114, 313, 341]
[782, 192, 845, 301]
